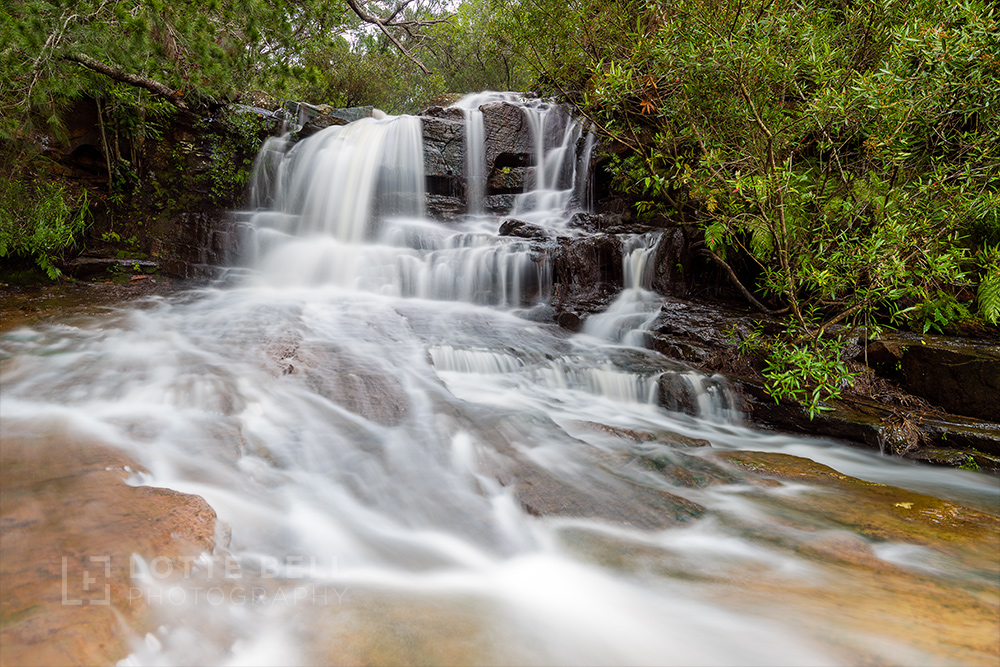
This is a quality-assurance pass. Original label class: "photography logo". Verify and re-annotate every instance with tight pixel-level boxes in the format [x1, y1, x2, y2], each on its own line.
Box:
[62, 556, 112, 606]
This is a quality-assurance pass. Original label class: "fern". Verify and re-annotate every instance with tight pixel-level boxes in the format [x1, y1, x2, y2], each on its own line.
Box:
[744, 217, 775, 260]
[977, 245, 1000, 325]
[978, 273, 1000, 325]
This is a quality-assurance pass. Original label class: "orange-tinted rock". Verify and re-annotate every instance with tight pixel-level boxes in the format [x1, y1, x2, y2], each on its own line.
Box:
[0, 433, 216, 666]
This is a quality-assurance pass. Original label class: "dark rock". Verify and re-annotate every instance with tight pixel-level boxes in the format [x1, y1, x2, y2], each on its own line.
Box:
[650, 227, 693, 296]
[326, 106, 376, 124]
[487, 166, 527, 194]
[905, 447, 1000, 472]
[855, 335, 1000, 422]
[550, 234, 623, 322]
[420, 105, 465, 122]
[58, 257, 160, 280]
[484, 194, 516, 216]
[481, 102, 533, 177]
[425, 195, 465, 222]
[421, 116, 465, 182]
[897, 339, 1000, 422]
[731, 375, 1000, 463]
[648, 297, 758, 363]
[498, 219, 550, 239]
[658, 371, 737, 417]
[566, 212, 625, 233]
[556, 311, 582, 331]
[297, 113, 349, 139]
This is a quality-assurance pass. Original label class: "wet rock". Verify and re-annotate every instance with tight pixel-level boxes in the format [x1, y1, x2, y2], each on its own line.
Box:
[293, 342, 411, 426]
[714, 450, 1000, 553]
[508, 460, 705, 529]
[647, 297, 758, 364]
[895, 338, 999, 422]
[556, 311, 582, 331]
[483, 194, 516, 216]
[551, 234, 623, 322]
[420, 105, 465, 122]
[421, 115, 465, 181]
[566, 212, 625, 233]
[650, 227, 694, 296]
[498, 219, 551, 239]
[569, 421, 711, 449]
[480, 102, 533, 174]
[657, 371, 737, 417]
[637, 450, 746, 489]
[58, 257, 160, 280]
[425, 195, 465, 221]
[731, 375, 1000, 469]
[0, 434, 217, 666]
[297, 113, 349, 139]
[487, 166, 527, 194]
[326, 106, 377, 124]
[905, 447, 1000, 471]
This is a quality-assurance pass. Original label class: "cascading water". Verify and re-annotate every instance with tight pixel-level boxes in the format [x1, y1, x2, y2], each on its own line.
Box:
[583, 233, 666, 348]
[1, 96, 997, 666]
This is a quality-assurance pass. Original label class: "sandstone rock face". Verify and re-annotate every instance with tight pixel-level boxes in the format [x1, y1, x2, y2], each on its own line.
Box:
[421, 115, 466, 219]
[480, 101, 534, 175]
[0, 433, 217, 666]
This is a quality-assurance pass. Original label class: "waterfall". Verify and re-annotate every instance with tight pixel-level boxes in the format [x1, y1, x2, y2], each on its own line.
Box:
[582, 234, 664, 346]
[248, 116, 425, 243]
[450, 92, 521, 215]
[3, 94, 995, 667]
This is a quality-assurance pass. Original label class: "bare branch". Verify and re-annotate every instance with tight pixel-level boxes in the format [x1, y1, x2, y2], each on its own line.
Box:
[698, 248, 780, 314]
[340, 0, 453, 74]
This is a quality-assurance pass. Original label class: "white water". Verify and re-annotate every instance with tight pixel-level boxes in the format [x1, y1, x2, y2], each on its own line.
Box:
[2, 97, 998, 666]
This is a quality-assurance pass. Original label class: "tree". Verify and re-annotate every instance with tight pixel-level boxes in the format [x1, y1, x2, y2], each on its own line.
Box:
[501, 0, 999, 414]
[0, 0, 453, 136]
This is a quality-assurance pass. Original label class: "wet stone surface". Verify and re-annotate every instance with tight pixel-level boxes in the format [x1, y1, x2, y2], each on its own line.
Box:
[0, 432, 217, 666]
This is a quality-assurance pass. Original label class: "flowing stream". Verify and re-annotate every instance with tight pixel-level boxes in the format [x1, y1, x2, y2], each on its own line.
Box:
[1, 96, 998, 666]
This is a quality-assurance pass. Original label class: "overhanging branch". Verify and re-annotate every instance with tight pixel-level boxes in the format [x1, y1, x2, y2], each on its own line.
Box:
[64, 54, 188, 109]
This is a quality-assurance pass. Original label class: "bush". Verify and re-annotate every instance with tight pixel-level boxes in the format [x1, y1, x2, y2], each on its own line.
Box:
[0, 178, 90, 280]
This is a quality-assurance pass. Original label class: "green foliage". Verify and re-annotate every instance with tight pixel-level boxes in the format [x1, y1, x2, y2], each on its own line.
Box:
[201, 111, 264, 205]
[763, 337, 857, 419]
[976, 245, 1000, 325]
[958, 455, 980, 472]
[287, 0, 531, 113]
[502, 0, 999, 401]
[0, 178, 90, 280]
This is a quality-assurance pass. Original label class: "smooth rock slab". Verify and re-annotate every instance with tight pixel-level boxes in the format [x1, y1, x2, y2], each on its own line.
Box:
[0, 432, 217, 666]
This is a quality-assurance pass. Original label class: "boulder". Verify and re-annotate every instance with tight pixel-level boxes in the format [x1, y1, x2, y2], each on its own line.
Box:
[498, 219, 551, 239]
[298, 113, 349, 139]
[421, 115, 465, 180]
[898, 339, 999, 422]
[481, 102, 533, 175]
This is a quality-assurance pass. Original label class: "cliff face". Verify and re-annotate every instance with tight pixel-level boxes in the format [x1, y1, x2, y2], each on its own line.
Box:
[20, 97, 279, 281]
